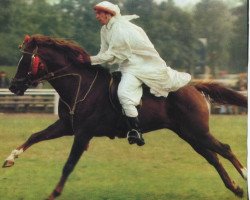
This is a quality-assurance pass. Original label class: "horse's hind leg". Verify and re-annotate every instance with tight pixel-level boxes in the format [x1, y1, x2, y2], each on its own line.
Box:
[195, 131, 247, 180]
[179, 135, 244, 197]
[3, 119, 72, 168]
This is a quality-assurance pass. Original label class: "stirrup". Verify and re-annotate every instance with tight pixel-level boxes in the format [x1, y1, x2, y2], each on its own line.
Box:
[127, 129, 145, 146]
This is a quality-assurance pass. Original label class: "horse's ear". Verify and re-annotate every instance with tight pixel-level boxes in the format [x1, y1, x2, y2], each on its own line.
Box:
[19, 35, 31, 49]
[24, 35, 31, 43]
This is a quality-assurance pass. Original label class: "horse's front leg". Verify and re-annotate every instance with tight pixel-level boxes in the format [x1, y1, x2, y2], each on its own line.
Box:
[2, 119, 72, 168]
[47, 132, 92, 200]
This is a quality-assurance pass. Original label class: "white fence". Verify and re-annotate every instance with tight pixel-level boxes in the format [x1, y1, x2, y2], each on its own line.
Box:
[0, 89, 59, 115]
[0, 88, 247, 115]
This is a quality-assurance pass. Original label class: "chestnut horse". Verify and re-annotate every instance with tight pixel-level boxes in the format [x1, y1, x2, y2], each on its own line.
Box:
[3, 35, 247, 199]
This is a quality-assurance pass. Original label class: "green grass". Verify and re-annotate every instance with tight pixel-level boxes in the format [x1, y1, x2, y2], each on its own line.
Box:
[0, 114, 247, 200]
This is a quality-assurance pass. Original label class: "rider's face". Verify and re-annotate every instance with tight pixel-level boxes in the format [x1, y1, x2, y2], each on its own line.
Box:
[95, 10, 112, 25]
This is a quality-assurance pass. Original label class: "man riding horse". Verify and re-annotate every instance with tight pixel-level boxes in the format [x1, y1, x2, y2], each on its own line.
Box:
[90, 1, 191, 146]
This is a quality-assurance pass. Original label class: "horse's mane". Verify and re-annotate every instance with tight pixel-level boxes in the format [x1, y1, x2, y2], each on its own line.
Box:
[27, 34, 110, 76]
[29, 34, 90, 64]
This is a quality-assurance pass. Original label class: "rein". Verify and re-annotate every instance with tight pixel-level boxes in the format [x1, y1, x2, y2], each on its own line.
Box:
[19, 46, 99, 131]
[50, 71, 99, 116]
[49, 71, 99, 131]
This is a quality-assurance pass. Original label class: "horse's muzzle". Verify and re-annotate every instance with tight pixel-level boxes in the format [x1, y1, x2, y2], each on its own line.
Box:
[9, 77, 32, 96]
[9, 82, 27, 96]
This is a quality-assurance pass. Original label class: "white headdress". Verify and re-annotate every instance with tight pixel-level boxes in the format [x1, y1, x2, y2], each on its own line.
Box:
[94, 1, 139, 21]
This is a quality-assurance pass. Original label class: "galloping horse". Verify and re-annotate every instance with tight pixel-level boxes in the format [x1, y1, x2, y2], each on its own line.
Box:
[3, 35, 247, 199]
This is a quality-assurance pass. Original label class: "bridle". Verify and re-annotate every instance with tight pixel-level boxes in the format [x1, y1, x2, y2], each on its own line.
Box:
[17, 46, 72, 86]
[15, 45, 99, 130]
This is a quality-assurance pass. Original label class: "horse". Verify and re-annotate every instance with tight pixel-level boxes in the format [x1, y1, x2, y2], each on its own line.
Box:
[3, 34, 247, 200]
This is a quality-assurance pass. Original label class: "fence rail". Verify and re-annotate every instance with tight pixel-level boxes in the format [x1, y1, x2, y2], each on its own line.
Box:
[0, 89, 59, 114]
[0, 88, 247, 115]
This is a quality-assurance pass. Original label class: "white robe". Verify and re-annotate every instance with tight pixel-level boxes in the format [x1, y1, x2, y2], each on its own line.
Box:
[90, 17, 191, 98]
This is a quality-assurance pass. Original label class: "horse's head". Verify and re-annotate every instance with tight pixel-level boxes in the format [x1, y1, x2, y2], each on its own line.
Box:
[9, 34, 90, 95]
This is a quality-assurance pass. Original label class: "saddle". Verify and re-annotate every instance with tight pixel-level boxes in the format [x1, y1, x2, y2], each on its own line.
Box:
[109, 72, 147, 113]
[108, 72, 123, 114]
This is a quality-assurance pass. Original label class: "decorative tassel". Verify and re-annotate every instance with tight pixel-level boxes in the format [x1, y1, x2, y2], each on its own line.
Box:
[24, 35, 31, 43]
[32, 55, 40, 75]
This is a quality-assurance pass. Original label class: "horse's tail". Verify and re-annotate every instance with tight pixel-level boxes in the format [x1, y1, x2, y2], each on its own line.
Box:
[194, 82, 247, 108]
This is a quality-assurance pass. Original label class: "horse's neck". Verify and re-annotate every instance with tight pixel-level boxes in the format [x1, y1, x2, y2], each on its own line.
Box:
[48, 67, 96, 107]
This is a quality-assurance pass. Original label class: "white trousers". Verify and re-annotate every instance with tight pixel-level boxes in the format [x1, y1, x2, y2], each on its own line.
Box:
[117, 73, 143, 117]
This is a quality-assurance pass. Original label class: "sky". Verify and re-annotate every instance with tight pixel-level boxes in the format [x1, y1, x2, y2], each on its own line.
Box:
[155, 0, 243, 8]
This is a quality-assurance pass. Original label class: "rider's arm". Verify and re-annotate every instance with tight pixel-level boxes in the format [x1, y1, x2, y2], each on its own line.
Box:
[90, 22, 132, 66]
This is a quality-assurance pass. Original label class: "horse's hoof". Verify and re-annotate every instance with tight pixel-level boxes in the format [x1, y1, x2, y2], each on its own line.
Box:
[235, 186, 244, 198]
[46, 195, 55, 200]
[2, 160, 14, 168]
[241, 167, 247, 180]
[47, 189, 61, 200]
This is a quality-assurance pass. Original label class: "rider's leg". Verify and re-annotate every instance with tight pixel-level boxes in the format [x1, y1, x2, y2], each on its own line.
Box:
[117, 73, 145, 146]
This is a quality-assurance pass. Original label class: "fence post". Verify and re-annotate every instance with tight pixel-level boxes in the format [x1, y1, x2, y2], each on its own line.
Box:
[54, 93, 59, 115]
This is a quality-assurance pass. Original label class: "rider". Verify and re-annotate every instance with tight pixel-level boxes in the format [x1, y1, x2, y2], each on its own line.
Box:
[90, 1, 191, 146]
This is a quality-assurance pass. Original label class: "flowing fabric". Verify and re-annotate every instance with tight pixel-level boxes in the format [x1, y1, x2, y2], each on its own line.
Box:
[90, 16, 191, 99]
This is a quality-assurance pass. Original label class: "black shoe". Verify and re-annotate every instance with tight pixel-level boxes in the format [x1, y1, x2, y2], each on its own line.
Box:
[127, 129, 145, 146]
[126, 117, 145, 146]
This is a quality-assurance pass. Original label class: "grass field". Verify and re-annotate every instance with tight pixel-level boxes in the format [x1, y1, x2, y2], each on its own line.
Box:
[0, 114, 247, 200]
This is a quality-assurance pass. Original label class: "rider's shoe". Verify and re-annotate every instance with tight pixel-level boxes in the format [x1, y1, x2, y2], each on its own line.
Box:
[126, 117, 145, 146]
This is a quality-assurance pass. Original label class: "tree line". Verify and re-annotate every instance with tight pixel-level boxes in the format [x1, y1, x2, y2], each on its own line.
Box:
[0, 0, 247, 76]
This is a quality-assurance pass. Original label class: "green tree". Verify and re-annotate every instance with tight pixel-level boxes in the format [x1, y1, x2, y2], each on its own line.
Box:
[228, 0, 248, 72]
[153, 1, 198, 72]
[0, 0, 28, 65]
[123, 0, 198, 73]
[56, 0, 102, 55]
[193, 0, 234, 75]
[0, 0, 75, 65]
[0, 0, 13, 32]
